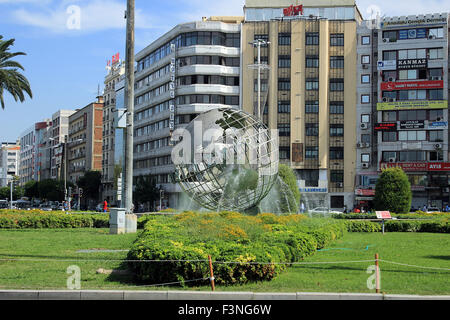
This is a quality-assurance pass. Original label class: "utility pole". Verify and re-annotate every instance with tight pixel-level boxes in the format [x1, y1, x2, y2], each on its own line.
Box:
[64, 134, 68, 206]
[124, 0, 135, 214]
[248, 39, 270, 120]
[10, 180, 13, 209]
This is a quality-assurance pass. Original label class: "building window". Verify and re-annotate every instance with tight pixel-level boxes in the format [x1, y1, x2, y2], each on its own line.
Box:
[300, 169, 319, 187]
[398, 110, 426, 121]
[429, 130, 444, 142]
[330, 79, 344, 91]
[306, 123, 319, 136]
[398, 151, 426, 162]
[428, 48, 443, 60]
[361, 55, 370, 64]
[330, 124, 344, 137]
[330, 33, 344, 46]
[430, 151, 444, 161]
[330, 56, 344, 68]
[278, 33, 291, 45]
[428, 27, 443, 39]
[361, 74, 370, 84]
[305, 101, 319, 113]
[278, 101, 290, 113]
[278, 56, 291, 68]
[330, 147, 344, 160]
[361, 114, 370, 123]
[278, 78, 291, 91]
[278, 123, 290, 136]
[361, 134, 371, 144]
[382, 50, 396, 61]
[330, 196, 344, 208]
[361, 153, 370, 163]
[382, 131, 397, 142]
[429, 109, 443, 121]
[330, 170, 344, 183]
[330, 102, 344, 114]
[306, 79, 319, 90]
[306, 32, 319, 45]
[279, 147, 290, 159]
[306, 56, 319, 68]
[361, 95, 370, 103]
[382, 30, 397, 42]
[361, 36, 370, 45]
[305, 146, 318, 159]
[429, 89, 443, 100]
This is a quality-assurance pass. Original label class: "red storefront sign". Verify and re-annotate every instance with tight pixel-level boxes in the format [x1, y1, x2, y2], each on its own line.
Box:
[355, 189, 375, 196]
[283, 4, 303, 16]
[381, 80, 443, 91]
[380, 162, 450, 171]
[374, 122, 397, 131]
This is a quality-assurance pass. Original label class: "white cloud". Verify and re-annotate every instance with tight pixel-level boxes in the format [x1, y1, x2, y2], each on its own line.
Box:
[356, 0, 450, 19]
[10, 0, 160, 33]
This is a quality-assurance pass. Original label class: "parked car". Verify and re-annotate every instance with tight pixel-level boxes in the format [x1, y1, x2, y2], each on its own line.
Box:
[0, 200, 8, 209]
[426, 207, 440, 213]
[39, 204, 52, 211]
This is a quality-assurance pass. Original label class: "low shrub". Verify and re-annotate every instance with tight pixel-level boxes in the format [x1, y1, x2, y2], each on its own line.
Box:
[127, 211, 346, 286]
[345, 221, 381, 233]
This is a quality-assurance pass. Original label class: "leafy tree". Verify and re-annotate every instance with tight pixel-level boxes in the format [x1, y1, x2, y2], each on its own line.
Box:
[134, 175, 159, 211]
[77, 170, 102, 202]
[24, 180, 39, 199]
[38, 179, 64, 201]
[0, 35, 32, 109]
[374, 167, 412, 214]
[275, 164, 300, 213]
[0, 187, 10, 200]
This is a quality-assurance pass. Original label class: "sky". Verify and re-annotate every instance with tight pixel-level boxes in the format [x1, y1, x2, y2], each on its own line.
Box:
[0, 0, 449, 142]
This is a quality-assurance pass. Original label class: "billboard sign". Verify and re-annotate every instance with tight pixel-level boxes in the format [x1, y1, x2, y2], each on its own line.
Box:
[377, 60, 396, 71]
[381, 80, 443, 91]
[292, 143, 303, 162]
[397, 59, 427, 69]
[377, 100, 447, 111]
[374, 122, 397, 131]
[283, 4, 303, 17]
[380, 162, 450, 171]
[399, 120, 425, 130]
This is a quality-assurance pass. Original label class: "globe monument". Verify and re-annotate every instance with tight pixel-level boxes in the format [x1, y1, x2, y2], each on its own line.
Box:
[171, 108, 279, 212]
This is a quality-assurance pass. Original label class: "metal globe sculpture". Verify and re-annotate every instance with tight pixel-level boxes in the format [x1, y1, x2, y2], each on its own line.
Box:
[172, 108, 279, 212]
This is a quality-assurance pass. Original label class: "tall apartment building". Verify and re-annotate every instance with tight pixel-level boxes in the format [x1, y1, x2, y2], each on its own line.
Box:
[0, 142, 19, 187]
[373, 13, 450, 210]
[50, 110, 76, 180]
[102, 60, 125, 203]
[68, 98, 104, 184]
[18, 120, 52, 186]
[133, 17, 242, 209]
[241, 0, 361, 210]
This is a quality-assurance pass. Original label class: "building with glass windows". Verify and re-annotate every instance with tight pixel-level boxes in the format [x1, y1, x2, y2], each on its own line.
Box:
[374, 13, 449, 210]
[133, 16, 243, 210]
[241, 0, 361, 210]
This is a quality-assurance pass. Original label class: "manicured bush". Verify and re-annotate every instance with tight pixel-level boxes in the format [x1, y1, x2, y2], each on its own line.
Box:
[345, 221, 381, 232]
[127, 211, 346, 286]
[374, 167, 412, 214]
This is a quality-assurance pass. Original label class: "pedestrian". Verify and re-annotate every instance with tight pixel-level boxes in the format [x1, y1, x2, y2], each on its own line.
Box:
[103, 199, 108, 213]
[300, 202, 305, 214]
[423, 204, 427, 212]
[445, 205, 450, 212]
[343, 205, 347, 214]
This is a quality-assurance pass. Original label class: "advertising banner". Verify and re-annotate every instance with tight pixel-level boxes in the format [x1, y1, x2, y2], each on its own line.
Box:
[377, 60, 397, 71]
[397, 59, 427, 69]
[292, 143, 303, 163]
[377, 100, 447, 111]
[380, 162, 450, 171]
[381, 80, 443, 91]
[428, 121, 448, 130]
[399, 120, 425, 129]
[374, 122, 397, 131]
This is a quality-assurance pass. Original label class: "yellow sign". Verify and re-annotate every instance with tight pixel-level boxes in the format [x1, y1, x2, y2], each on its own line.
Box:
[377, 100, 447, 111]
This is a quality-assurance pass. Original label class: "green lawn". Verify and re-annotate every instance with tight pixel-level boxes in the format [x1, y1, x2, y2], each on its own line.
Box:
[0, 229, 449, 295]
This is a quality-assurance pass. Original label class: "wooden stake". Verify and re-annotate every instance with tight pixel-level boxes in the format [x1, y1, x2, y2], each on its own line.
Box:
[375, 253, 380, 293]
[208, 255, 215, 291]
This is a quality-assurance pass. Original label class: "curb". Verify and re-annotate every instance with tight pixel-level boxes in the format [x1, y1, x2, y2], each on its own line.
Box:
[0, 290, 449, 300]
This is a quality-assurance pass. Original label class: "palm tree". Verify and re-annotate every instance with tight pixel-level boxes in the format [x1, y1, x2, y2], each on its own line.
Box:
[0, 35, 32, 109]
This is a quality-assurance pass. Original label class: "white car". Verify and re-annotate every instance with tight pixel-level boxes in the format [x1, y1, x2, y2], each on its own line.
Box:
[308, 207, 343, 215]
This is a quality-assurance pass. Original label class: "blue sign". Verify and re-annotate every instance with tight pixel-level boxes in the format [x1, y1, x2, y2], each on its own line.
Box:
[408, 29, 417, 39]
[429, 121, 448, 127]
[416, 28, 427, 38]
[299, 188, 328, 193]
[399, 30, 408, 40]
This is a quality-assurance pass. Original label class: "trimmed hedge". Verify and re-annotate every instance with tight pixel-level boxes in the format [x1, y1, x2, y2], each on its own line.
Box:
[0, 212, 109, 229]
[332, 212, 450, 220]
[127, 212, 347, 286]
[344, 219, 450, 233]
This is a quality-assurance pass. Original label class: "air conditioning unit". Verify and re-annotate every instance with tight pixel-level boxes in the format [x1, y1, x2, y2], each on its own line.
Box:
[362, 163, 369, 168]
[382, 38, 389, 43]
[434, 143, 443, 149]
[382, 97, 388, 102]
[428, 35, 436, 40]
[444, 187, 450, 193]
[431, 76, 442, 81]
[436, 117, 442, 121]
[388, 77, 395, 82]
[337, 182, 343, 188]
[357, 142, 362, 148]
[365, 142, 370, 148]
[361, 123, 368, 129]
[388, 157, 396, 163]
[362, 64, 369, 69]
